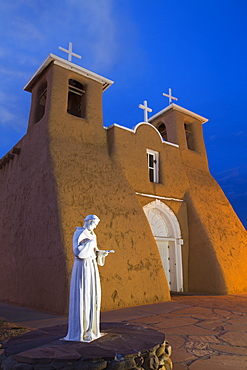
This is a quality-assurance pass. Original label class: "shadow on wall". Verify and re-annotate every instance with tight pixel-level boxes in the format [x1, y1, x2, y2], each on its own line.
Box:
[0, 123, 69, 315]
[184, 190, 227, 295]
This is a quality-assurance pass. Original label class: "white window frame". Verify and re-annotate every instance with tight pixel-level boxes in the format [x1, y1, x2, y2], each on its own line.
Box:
[146, 149, 159, 183]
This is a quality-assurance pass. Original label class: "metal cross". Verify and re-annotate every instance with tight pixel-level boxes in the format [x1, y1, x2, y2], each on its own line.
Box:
[58, 42, 82, 62]
[163, 88, 178, 105]
[138, 100, 152, 122]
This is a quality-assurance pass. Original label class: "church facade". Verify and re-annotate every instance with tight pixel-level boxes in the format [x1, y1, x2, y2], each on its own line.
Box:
[0, 54, 247, 315]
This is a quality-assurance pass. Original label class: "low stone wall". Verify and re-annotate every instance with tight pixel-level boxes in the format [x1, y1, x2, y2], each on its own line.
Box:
[1, 342, 172, 369]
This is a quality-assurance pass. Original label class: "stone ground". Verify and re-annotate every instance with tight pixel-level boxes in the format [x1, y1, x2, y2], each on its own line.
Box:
[1, 294, 247, 369]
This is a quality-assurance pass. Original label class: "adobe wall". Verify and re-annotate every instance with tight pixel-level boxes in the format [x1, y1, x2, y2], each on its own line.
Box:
[0, 118, 68, 313]
[107, 123, 190, 292]
[184, 166, 247, 294]
[107, 120, 247, 295]
[46, 65, 170, 312]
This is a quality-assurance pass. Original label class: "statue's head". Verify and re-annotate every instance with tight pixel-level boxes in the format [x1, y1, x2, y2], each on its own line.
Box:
[84, 214, 100, 231]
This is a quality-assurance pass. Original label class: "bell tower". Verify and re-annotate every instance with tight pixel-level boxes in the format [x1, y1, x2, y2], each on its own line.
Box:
[149, 103, 209, 170]
[24, 51, 113, 145]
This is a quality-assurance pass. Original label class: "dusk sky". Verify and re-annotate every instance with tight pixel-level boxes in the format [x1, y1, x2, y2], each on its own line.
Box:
[0, 0, 246, 228]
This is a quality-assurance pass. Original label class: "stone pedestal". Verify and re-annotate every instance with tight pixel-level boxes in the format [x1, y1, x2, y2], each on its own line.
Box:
[0, 322, 172, 369]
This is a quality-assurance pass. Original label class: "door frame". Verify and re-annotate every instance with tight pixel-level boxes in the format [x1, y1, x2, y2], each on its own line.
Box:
[143, 199, 184, 292]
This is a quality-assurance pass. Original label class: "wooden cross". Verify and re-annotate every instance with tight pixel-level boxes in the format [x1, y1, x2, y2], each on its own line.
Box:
[163, 88, 178, 105]
[59, 42, 82, 62]
[138, 100, 152, 122]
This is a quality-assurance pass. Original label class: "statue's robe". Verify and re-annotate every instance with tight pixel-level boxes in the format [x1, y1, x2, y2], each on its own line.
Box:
[63, 227, 104, 342]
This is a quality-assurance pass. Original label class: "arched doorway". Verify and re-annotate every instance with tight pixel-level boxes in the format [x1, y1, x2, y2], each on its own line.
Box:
[143, 200, 183, 292]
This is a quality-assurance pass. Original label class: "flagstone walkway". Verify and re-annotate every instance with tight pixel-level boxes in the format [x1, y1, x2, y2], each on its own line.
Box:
[1, 294, 247, 369]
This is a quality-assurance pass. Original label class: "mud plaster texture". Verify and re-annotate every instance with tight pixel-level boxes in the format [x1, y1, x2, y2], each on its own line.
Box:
[0, 57, 247, 315]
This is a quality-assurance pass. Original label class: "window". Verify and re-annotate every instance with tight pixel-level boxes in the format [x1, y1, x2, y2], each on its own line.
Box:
[67, 79, 86, 118]
[184, 123, 194, 150]
[146, 149, 159, 183]
[34, 82, 47, 123]
[157, 123, 167, 141]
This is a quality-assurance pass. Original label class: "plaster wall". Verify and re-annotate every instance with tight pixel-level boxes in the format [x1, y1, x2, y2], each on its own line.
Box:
[107, 123, 190, 198]
[46, 64, 170, 313]
[0, 118, 68, 313]
[107, 116, 247, 295]
[107, 123, 190, 292]
[184, 166, 247, 294]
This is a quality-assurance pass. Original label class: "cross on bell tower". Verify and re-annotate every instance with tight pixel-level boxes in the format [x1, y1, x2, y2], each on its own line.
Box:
[58, 42, 82, 62]
[163, 88, 178, 105]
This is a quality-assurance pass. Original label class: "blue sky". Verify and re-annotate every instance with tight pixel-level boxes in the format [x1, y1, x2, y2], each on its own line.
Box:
[0, 0, 247, 227]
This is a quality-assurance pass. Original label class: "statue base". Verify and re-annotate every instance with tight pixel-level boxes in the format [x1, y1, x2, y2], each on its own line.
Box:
[0, 322, 172, 370]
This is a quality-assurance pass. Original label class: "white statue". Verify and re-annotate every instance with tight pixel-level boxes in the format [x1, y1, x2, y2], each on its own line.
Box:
[63, 215, 114, 342]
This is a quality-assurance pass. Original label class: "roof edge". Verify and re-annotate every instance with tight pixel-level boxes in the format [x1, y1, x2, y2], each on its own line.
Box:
[148, 103, 208, 124]
[24, 53, 114, 92]
[105, 122, 179, 148]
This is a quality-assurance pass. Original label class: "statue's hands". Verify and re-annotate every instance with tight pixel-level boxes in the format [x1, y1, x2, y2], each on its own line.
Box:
[96, 250, 108, 257]
[96, 250, 114, 257]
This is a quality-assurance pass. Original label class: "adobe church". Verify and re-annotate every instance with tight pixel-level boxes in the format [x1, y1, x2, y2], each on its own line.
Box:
[0, 49, 247, 315]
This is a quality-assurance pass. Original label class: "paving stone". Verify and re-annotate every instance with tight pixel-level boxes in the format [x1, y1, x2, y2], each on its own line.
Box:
[12, 363, 33, 370]
[223, 324, 247, 332]
[165, 335, 184, 349]
[188, 335, 220, 344]
[220, 331, 247, 347]
[4, 333, 63, 357]
[171, 364, 187, 369]
[231, 311, 243, 316]
[101, 303, 190, 323]
[133, 302, 190, 315]
[163, 326, 216, 336]
[171, 348, 195, 363]
[13, 346, 81, 364]
[156, 318, 198, 329]
[210, 343, 247, 355]
[196, 320, 225, 331]
[129, 316, 163, 324]
[75, 345, 115, 359]
[101, 323, 165, 345]
[160, 312, 218, 322]
[228, 317, 247, 325]
[96, 336, 161, 356]
[4, 330, 54, 346]
[189, 354, 247, 369]
[185, 340, 217, 357]
[213, 309, 232, 318]
[37, 325, 66, 336]
[164, 306, 214, 316]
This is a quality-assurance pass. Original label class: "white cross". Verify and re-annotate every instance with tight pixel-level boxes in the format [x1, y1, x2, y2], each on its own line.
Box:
[163, 88, 178, 105]
[138, 100, 152, 122]
[58, 42, 82, 62]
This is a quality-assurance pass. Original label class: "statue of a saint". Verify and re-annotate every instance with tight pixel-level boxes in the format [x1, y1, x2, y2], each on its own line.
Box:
[63, 214, 113, 342]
